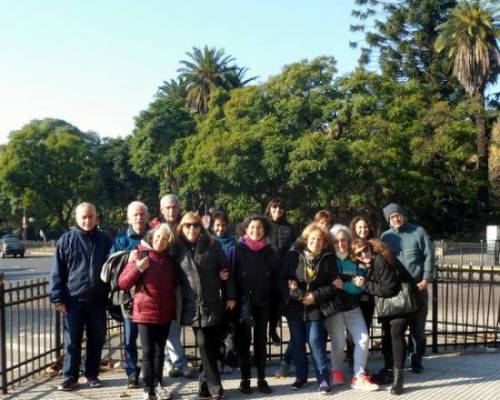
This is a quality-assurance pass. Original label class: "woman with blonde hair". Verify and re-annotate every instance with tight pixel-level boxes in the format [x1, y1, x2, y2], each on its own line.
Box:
[284, 223, 338, 394]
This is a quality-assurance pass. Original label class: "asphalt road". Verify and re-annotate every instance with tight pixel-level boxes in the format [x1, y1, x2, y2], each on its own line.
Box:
[0, 255, 52, 281]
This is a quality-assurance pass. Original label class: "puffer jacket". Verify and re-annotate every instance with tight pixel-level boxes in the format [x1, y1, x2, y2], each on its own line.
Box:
[283, 243, 339, 321]
[118, 242, 177, 324]
[49, 227, 112, 304]
[172, 234, 236, 328]
[268, 220, 295, 258]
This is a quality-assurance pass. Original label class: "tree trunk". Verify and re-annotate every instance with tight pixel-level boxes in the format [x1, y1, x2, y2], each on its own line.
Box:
[475, 92, 489, 229]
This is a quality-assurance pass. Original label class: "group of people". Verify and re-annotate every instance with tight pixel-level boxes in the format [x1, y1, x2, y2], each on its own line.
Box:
[48, 195, 434, 400]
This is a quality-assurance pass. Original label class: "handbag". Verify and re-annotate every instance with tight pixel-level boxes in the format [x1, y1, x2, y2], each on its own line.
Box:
[375, 281, 417, 318]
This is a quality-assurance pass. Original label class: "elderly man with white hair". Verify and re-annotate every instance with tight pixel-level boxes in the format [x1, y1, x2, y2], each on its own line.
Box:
[110, 200, 149, 389]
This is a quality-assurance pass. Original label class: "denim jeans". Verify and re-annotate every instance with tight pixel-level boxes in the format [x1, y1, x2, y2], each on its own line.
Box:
[164, 320, 188, 369]
[409, 289, 428, 365]
[62, 301, 107, 379]
[325, 307, 369, 377]
[123, 316, 140, 377]
[288, 318, 329, 383]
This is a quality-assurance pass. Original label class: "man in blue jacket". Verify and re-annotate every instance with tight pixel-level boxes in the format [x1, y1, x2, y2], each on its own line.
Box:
[49, 202, 112, 391]
[381, 203, 434, 374]
[110, 200, 149, 389]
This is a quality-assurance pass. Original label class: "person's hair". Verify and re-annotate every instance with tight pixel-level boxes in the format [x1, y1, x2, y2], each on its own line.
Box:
[211, 210, 229, 226]
[145, 223, 175, 250]
[330, 224, 351, 241]
[240, 214, 271, 238]
[75, 202, 96, 215]
[160, 194, 180, 209]
[313, 209, 333, 226]
[300, 222, 332, 251]
[264, 198, 287, 222]
[177, 211, 211, 242]
[349, 215, 376, 240]
[351, 238, 398, 266]
[127, 201, 148, 218]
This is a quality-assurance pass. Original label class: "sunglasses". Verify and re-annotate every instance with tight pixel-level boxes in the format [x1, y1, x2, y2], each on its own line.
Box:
[354, 247, 371, 257]
[183, 223, 201, 229]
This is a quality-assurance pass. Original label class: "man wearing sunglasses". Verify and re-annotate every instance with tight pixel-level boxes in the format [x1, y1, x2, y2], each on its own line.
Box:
[381, 203, 434, 374]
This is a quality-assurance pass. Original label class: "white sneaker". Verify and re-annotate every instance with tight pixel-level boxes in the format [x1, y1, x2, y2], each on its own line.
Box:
[156, 385, 173, 400]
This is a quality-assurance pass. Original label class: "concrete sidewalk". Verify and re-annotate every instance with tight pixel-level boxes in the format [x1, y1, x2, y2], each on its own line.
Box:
[2, 350, 499, 400]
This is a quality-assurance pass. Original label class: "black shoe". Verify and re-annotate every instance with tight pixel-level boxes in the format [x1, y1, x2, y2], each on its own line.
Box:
[390, 368, 404, 395]
[128, 375, 140, 389]
[410, 353, 424, 373]
[290, 379, 308, 390]
[258, 379, 272, 394]
[239, 380, 252, 394]
[372, 368, 393, 385]
[58, 377, 78, 391]
[412, 363, 423, 373]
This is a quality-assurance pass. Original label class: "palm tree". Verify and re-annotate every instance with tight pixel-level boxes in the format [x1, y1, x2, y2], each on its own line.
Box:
[435, 0, 500, 221]
[178, 46, 256, 114]
[158, 78, 188, 101]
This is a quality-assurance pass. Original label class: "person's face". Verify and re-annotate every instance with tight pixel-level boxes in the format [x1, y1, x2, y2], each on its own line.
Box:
[354, 245, 373, 264]
[355, 220, 370, 239]
[317, 219, 332, 232]
[182, 220, 201, 243]
[269, 204, 284, 221]
[246, 220, 265, 241]
[389, 212, 405, 230]
[76, 206, 97, 232]
[334, 232, 350, 253]
[213, 218, 228, 237]
[128, 205, 148, 235]
[152, 229, 170, 252]
[161, 201, 180, 224]
[307, 231, 324, 254]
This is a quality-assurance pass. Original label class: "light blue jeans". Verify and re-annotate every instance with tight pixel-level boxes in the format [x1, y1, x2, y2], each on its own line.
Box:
[325, 307, 369, 377]
[164, 320, 188, 369]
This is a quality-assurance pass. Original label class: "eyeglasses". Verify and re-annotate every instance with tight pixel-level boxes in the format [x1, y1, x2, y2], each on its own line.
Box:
[354, 247, 371, 257]
[183, 223, 201, 229]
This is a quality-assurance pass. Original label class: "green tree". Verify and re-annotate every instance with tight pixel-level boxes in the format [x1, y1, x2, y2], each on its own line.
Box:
[178, 46, 256, 114]
[0, 119, 102, 232]
[435, 0, 500, 220]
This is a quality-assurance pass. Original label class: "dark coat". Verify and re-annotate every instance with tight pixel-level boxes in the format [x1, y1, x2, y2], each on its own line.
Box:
[118, 244, 177, 324]
[363, 253, 418, 319]
[172, 234, 236, 328]
[283, 244, 339, 321]
[49, 228, 112, 304]
[234, 241, 277, 307]
[268, 220, 295, 258]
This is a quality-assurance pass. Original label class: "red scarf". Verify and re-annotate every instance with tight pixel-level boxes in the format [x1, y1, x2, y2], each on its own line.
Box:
[241, 235, 267, 252]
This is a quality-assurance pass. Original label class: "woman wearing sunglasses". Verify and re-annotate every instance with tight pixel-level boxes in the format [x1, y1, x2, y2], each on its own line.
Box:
[285, 222, 338, 394]
[233, 215, 276, 394]
[350, 239, 417, 395]
[172, 212, 236, 400]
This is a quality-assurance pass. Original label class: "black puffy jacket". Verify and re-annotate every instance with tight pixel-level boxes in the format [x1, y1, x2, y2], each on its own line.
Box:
[49, 228, 112, 304]
[268, 220, 295, 258]
[283, 244, 338, 321]
[172, 234, 236, 328]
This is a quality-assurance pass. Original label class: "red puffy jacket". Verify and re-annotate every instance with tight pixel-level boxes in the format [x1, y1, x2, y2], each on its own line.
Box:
[118, 244, 177, 324]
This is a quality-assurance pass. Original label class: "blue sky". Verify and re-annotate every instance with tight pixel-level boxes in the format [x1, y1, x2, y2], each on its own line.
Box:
[0, 0, 363, 143]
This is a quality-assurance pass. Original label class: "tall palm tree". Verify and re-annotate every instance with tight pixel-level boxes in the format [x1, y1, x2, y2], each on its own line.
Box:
[435, 0, 500, 220]
[178, 46, 256, 114]
[158, 78, 188, 101]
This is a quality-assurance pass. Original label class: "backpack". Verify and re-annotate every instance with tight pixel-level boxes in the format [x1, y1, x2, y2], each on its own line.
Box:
[100, 250, 133, 322]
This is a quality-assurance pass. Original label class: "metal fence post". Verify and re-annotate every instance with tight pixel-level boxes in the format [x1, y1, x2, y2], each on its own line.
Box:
[432, 269, 438, 353]
[0, 273, 8, 394]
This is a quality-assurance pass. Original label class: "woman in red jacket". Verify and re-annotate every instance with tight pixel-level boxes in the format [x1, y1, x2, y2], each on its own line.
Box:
[119, 223, 177, 400]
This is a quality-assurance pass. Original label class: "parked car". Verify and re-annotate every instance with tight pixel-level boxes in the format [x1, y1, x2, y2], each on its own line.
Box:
[0, 236, 25, 258]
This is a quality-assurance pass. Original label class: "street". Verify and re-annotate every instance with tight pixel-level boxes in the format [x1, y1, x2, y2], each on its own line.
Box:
[0, 255, 51, 282]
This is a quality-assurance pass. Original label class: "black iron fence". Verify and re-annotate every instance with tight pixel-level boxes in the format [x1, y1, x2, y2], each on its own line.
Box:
[0, 264, 499, 394]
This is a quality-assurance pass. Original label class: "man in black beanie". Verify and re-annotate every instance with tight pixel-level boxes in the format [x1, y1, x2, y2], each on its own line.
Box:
[381, 203, 434, 374]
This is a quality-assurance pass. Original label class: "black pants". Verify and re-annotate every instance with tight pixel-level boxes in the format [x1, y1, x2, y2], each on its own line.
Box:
[381, 316, 411, 370]
[236, 304, 270, 380]
[194, 326, 224, 397]
[138, 322, 171, 394]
